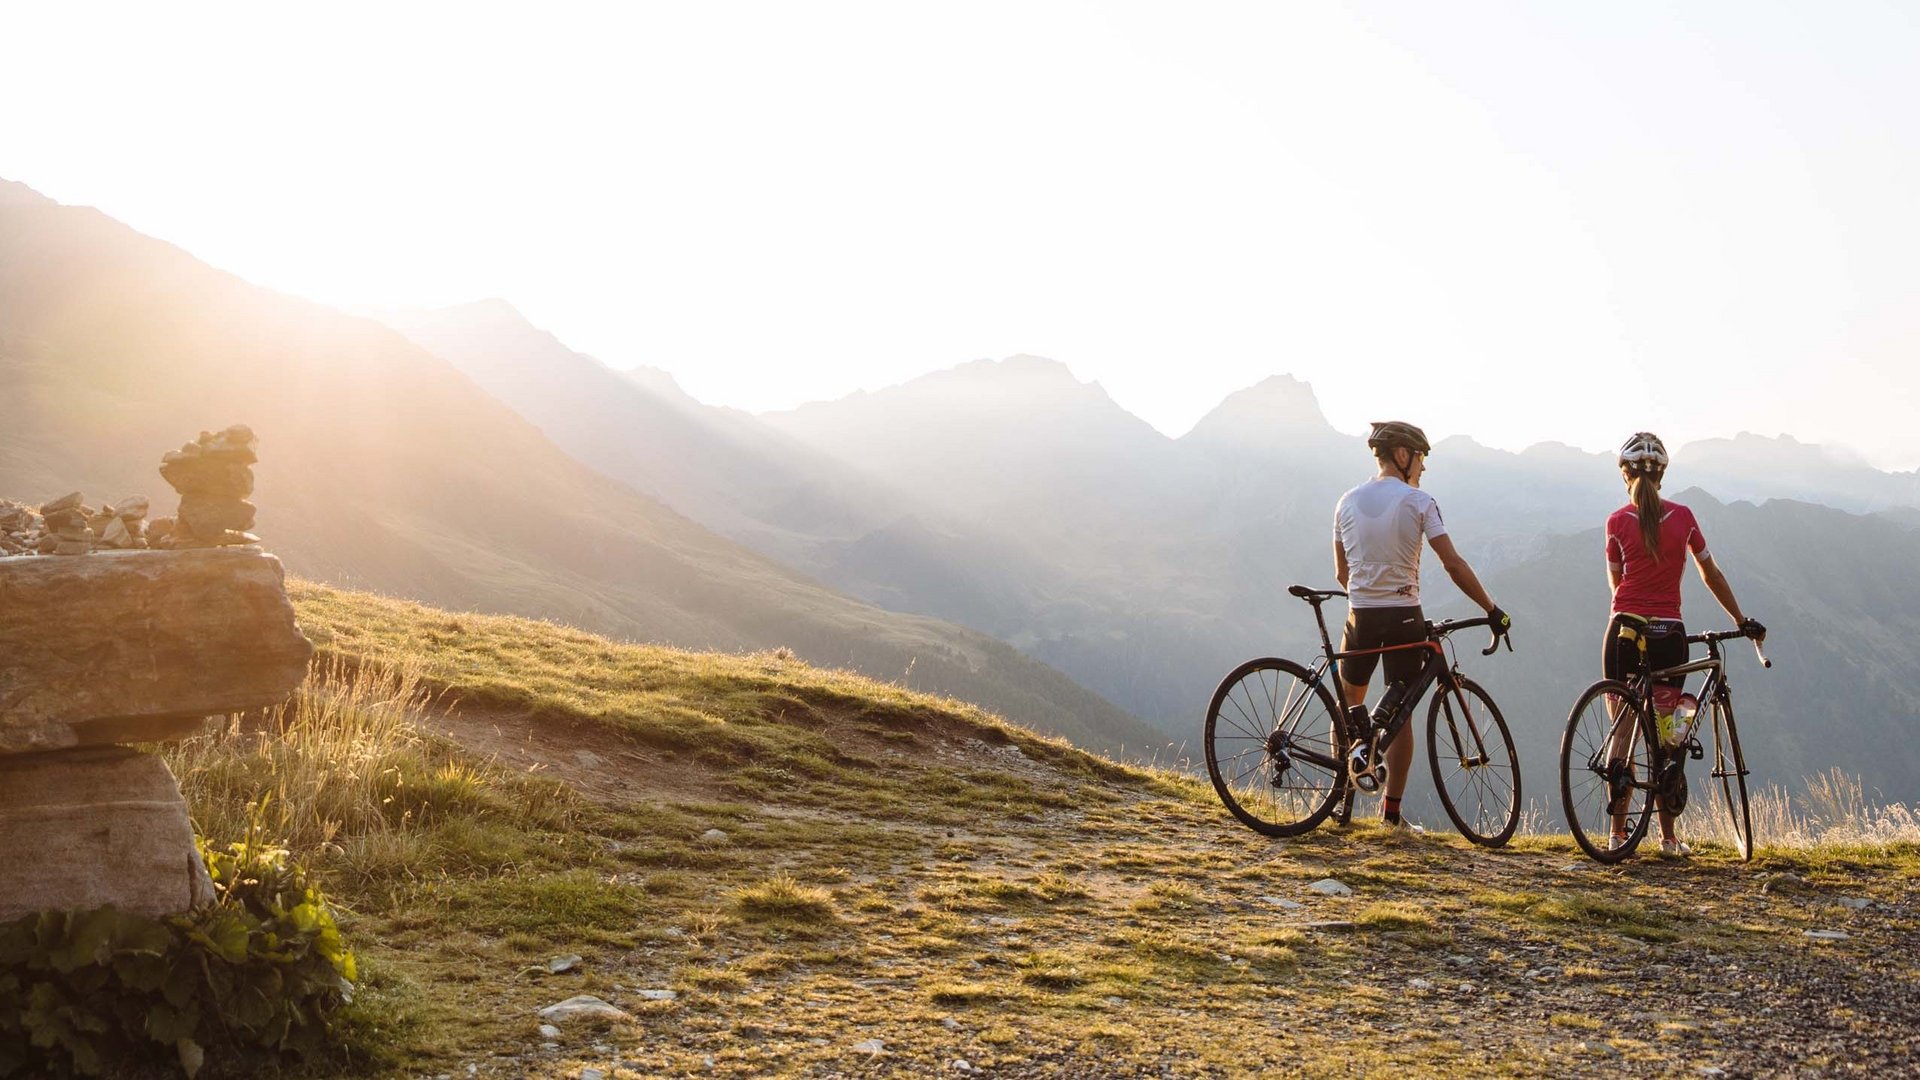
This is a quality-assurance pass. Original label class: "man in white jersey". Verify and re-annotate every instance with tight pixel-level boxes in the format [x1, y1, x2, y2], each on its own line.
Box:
[1334, 421, 1509, 826]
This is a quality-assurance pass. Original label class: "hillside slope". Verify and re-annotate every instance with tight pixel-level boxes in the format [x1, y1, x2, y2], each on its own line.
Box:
[165, 582, 1920, 1078]
[0, 182, 1159, 754]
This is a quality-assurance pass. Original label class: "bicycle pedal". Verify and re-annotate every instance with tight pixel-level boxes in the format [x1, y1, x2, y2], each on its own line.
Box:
[1688, 740, 1704, 761]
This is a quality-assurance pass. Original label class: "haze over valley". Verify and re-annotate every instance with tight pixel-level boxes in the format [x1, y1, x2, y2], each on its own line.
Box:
[7, 175, 1918, 819]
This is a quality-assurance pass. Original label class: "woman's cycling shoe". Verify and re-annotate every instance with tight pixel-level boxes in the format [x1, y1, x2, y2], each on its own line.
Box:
[1659, 838, 1693, 858]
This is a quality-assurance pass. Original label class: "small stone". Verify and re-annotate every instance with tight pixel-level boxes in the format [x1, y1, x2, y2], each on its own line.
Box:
[98, 517, 133, 549]
[1700, 1068, 1728, 1078]
[852, 1039, 885, 1054]
[580, 1070, 606, 1080]
[951, 1061, 975, 1072]
[54, 540, 91, 556]
[1260, 895, 1306, 910]
[1301, 920, 1356, 932]
[1408, 978, 1432, 990]
[1804, 929, 1849, 941]
[941, 1017, 962, 1031]
[537, 995, 631, 1023]
[113, 496, 151, 519]
[538, 1023, 562, 1039]
[1307, 878, 1352, 896]
[1761, 872, 1809, 895]
[160, 456, 254, 498]
[700, 829, 730, 843]
[548, 954, 583, 974]
[635, 988, 677, 1001]
[200, 424, 259, 461]
[1837, 897, 1871, 910]
[39, 492, 82, 515]
[177, 495, 257, 536]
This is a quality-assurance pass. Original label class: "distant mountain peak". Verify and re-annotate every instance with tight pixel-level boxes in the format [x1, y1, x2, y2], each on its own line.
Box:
[1182, 373, 1338, 445]
[0, 178, 57, 207]
[947, 354, 1085, 386]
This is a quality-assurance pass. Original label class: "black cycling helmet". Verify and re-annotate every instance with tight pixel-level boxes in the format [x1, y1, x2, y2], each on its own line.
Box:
[1618, 431, 1669, 475]
[1367, 420, 1431, 455]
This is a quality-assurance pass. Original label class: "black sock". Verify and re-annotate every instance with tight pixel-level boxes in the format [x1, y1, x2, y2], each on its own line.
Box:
[1383, 796, 1402, 825]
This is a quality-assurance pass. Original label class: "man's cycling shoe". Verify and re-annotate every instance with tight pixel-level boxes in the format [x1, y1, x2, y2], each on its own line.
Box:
[1608, 833, 1632, 852]
[1660, 838, 1693, 858]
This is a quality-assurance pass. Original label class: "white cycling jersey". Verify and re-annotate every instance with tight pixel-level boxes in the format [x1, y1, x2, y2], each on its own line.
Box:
[1334, 477, 1448, 608]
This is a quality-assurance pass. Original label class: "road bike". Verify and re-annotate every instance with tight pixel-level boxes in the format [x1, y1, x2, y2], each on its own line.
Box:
[1560, 624, 1771, 862]
[1203, 585, 1520, 845]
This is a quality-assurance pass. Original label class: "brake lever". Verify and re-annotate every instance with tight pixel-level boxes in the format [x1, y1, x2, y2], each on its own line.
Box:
[1482, 628, 1510, 657]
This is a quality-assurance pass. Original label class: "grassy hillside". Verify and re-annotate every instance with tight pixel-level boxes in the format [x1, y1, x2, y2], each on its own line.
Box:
[160, 582, 1919, 1078]
[0, 183, 1159, 755]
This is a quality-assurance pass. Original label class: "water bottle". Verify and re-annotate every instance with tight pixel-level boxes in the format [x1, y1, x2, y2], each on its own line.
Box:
[1672, 692, 1700, 746]
[1653, 685, 1683, 747]
[1371, 681, 1409, 727]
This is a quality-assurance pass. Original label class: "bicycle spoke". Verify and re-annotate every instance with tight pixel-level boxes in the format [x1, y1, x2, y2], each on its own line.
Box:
[1205, 659, 1345, 836]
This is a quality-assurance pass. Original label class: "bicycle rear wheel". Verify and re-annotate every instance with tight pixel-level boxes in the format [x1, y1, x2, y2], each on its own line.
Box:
[1204, 658, 1346, 836]
[1708, 695, 1755, 861]
[1561, 680, 1655, 863]
[1427, 677, 1521, 847]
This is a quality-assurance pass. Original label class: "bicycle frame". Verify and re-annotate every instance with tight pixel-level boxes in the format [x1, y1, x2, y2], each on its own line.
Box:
[1286, 591, 1499, 781]
[1599, 630, 1747, 809]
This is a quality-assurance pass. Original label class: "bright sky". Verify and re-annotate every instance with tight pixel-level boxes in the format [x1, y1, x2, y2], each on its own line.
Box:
[4, 2, 1917, 467]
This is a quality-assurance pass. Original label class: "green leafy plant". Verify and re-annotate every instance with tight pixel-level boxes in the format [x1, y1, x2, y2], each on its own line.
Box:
[0, 822, 356, 1078]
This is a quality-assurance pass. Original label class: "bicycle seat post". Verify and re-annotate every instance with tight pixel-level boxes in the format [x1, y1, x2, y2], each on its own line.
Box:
[1312, 598, 1337, 660]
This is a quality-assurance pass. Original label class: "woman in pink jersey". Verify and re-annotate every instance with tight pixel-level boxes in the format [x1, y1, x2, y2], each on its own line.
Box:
[1605, 432, 1765, 855]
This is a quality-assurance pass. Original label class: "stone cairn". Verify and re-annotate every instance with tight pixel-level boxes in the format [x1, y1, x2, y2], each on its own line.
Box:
[0, 424, 311, 922]
[0, 423, 260, 559]
[157, 424, 260, 549]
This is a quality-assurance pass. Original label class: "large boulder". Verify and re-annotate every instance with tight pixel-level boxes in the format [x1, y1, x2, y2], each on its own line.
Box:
[0, 547, 312, 753]
[0, 747, 216, 921]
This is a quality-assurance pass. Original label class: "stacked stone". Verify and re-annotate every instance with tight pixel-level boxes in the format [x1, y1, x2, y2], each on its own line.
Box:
[98, 496, 152, 549]
[0, 494, 156, 557]
[158, 425, 261, 548]
[0, 501, 38, 555]
[38, 492, 93, 556]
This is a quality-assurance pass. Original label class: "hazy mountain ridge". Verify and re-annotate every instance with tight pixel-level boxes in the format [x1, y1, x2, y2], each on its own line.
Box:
[379, 300, 1920, 808]
[0, 180, 1162, 755]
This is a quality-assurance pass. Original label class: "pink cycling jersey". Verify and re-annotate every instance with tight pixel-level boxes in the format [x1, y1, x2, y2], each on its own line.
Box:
[1605, 501, 1707, 621]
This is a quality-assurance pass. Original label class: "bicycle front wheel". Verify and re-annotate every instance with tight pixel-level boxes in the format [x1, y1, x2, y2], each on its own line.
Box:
[1561, 680, 1655, 863]
[1427, 677, 1521, 847]
[1204, 657, 1346, 837]
[1709, 695, 1755, 861]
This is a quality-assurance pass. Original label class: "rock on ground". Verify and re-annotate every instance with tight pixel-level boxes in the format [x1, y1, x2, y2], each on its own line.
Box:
[0, 548, 312, 753]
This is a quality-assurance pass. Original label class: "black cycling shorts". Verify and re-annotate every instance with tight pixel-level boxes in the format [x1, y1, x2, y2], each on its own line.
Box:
[1603, 613, 1687, 687]
[1339, 605, 1426, 688]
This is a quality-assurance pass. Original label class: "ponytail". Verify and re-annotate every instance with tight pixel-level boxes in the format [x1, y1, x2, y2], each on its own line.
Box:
[1630, 471, 1664, 562]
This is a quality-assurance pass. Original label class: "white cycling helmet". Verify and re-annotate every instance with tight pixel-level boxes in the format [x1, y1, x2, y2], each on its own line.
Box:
[1618, 431, 1669, 474]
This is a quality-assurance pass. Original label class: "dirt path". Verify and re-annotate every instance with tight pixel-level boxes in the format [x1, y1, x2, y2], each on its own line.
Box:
[430, 700, 1920, 1078]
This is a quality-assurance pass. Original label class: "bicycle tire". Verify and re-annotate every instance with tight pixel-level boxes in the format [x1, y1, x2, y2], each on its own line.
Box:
[1561, 679, 1655, 863]
[1709, 694, 1755, 861]
[1427, 676, 1522, 847]
[1204, 657, 1346, 836]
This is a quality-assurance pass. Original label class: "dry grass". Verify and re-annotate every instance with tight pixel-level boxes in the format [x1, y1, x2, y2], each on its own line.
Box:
[1681, 767, 1920, 851]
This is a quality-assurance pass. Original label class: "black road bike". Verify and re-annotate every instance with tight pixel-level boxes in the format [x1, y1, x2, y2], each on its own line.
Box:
[1560, 625, 1771, 862]
[1203, 585, 1521, 845]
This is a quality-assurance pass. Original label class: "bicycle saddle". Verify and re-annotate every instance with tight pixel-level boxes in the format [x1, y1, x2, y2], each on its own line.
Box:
[1288, 585, 1347, 600]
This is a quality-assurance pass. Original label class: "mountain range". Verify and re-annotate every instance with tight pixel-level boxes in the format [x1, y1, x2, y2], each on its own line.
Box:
[7, 173, 1918, 808]
[0, 179, 1160, 755]
[371, 297, 1920, 810]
